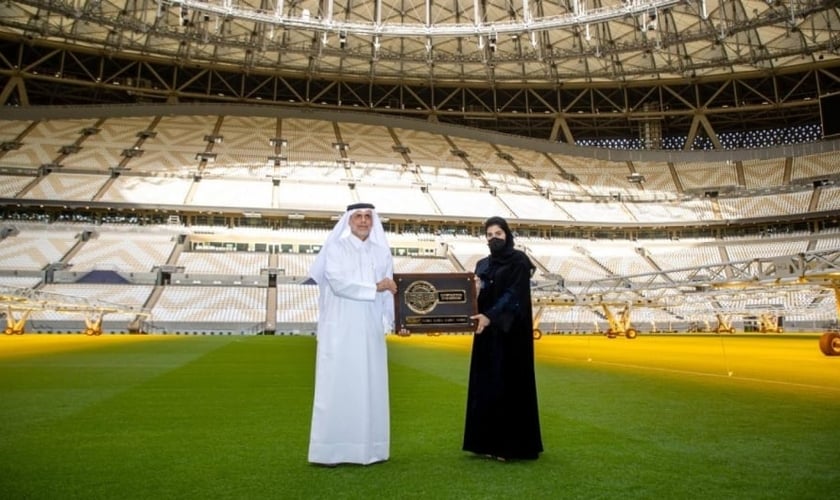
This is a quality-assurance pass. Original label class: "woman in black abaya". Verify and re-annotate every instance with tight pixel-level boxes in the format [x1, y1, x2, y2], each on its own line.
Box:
[464, 216, 543, 461]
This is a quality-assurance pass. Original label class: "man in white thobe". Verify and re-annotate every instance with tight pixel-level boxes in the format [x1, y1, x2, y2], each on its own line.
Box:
[308, 202, 397, 466]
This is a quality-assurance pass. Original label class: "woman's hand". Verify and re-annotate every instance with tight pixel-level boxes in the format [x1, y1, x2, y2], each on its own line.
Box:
[470, 313, 490, 334]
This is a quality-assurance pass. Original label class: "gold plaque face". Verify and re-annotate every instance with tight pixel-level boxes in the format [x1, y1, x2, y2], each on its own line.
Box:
[394, 273, 477, 333]
[404, 280, 439, 314]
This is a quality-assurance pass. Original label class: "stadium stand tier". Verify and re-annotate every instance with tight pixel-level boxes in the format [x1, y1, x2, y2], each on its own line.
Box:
[1, 113, 840, 335]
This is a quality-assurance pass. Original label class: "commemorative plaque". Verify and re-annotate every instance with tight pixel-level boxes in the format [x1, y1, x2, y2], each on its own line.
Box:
[394, 272, 478, 333]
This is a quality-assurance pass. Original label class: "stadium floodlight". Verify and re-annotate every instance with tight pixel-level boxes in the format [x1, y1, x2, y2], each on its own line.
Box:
[195, 152, 217, 162]
[122, 148, 143, 158]
[168, 0, 684, 40]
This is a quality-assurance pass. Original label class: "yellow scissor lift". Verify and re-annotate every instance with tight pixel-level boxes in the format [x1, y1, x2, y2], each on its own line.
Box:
[532, 296, 653, 340]
[714, 313, 735, 334]
[600, 303, 637, 339]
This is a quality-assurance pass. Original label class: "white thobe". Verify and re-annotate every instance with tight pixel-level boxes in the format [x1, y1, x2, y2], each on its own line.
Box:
[308, 234, 394, 465]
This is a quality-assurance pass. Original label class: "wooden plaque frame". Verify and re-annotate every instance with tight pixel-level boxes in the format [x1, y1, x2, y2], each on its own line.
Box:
[393, 272, 478, 333]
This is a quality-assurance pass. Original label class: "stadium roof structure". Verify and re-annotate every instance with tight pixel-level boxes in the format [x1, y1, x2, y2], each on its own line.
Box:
[2, 0, 840, 143]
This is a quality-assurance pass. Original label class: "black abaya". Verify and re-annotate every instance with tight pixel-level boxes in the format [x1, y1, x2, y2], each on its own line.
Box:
[463, 244, 543, 460]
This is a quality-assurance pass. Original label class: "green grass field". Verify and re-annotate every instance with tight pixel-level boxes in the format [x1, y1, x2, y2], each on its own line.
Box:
[1, 333, 838, 499]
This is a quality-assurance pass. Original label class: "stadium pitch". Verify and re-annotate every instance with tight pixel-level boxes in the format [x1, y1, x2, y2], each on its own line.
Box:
[0, 333, 837, 499]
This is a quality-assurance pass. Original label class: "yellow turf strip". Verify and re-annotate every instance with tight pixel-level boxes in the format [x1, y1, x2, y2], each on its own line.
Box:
[0, 333, 181, 360]
[2, 333, 838, 395]
[391, 333, 840, 394]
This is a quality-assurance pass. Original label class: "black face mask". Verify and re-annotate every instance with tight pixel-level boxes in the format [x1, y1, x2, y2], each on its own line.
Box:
[488, 237, 507, 254]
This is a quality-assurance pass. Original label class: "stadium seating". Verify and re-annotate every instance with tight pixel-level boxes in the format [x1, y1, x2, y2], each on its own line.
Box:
[2, 113, 840, 334]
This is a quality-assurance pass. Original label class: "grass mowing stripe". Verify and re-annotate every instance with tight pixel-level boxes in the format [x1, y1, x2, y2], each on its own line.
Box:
[1, 335, 838, 499]
[0, 336, 232, 435]
[390, 335, 840, 498]
[1, 336, 310, 499]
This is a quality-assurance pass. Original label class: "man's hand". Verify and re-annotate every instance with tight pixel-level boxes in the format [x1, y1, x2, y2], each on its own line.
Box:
[376, 277, 397, 294]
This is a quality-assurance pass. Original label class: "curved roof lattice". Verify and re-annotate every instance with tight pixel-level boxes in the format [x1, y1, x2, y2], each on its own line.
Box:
[1, 0, 838, 83]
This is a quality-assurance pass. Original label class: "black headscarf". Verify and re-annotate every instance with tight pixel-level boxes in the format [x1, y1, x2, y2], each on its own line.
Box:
[483, 216, 536, 278]
[484, 216, 516, 264]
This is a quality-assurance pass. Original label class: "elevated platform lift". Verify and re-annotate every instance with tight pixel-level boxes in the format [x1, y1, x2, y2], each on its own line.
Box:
[600, 303, 637, 339]
[533, 248, 840, 355]
[0, 286, 149, 335]
[715, 313, 735, 334]
[532, 295, 660, 340]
